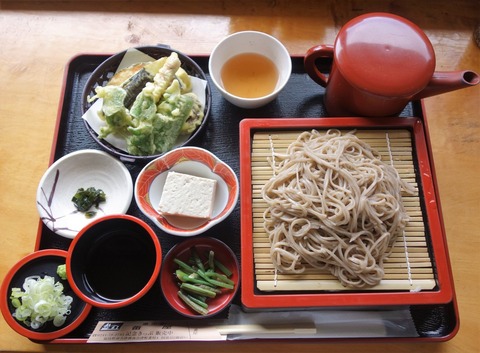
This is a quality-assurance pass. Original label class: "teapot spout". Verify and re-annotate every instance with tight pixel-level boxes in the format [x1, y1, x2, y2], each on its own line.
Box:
[413, 70, 479, 100]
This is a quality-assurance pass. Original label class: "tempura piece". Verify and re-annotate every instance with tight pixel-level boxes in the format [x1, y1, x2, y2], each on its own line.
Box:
[180, 93, 204, 134]
[90, 85, 132, 138]
[127, 79, 194, 155]
[142, 52, 181, 103]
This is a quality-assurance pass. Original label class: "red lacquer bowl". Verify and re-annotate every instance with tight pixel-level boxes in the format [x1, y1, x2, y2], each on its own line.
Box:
[66, 214, 162, 309]
[160, 237, 240, 318]
[0, 249, 92, 341]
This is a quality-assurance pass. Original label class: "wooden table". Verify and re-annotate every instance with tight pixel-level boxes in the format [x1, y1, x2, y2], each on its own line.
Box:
[1, 1, 479, 352]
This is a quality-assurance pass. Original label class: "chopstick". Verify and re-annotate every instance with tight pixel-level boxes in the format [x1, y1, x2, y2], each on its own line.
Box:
[217, 323, 317, 336]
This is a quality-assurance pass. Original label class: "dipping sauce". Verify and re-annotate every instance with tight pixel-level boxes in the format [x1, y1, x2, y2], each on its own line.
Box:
[220, 53, 278, 98]
[84, 231, 156, 300]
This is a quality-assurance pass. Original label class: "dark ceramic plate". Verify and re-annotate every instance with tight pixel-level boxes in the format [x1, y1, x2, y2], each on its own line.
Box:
[81, 45, 212, 163]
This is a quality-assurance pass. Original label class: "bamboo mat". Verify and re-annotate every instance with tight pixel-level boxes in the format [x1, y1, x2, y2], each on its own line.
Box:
[250, 129, 436, 292]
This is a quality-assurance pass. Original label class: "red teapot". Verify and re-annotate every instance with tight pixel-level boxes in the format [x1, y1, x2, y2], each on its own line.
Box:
[304, 13, 479, 117]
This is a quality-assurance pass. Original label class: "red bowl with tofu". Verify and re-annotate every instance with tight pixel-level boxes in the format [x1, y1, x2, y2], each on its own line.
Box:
[134, 147, 239, 236]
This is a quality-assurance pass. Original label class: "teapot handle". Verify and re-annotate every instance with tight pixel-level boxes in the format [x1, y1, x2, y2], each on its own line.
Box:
[304, 45, 334, 87]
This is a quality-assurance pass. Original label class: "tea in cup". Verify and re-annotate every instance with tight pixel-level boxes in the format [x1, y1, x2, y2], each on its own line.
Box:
[209, 31, 292, 109]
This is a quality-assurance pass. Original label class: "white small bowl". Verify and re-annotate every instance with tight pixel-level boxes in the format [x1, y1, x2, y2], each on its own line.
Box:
[209, 31, 292, 109]
[36, 150, 133, 239]
[135, 147, 239, 236]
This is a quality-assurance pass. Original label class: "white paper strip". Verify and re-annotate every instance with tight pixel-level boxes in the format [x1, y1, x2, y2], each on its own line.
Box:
[88, 321, 226, 343]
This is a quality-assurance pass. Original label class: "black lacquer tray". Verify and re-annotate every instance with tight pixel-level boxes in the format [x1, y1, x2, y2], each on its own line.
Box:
[33, 54, 458, 343]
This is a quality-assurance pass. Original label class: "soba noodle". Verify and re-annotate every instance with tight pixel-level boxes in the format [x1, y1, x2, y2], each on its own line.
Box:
[262, 129, 415, 288]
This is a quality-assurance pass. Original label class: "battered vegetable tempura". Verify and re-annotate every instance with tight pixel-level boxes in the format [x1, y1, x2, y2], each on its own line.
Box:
[88, 52, 205, 156]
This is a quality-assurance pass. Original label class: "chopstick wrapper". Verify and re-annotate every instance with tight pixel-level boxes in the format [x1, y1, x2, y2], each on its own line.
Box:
[87, 304, 418, 342]
[223, 305, 419, 339]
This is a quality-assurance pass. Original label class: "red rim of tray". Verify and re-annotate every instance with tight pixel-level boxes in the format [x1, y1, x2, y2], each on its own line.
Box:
[239, 117, 454, 309]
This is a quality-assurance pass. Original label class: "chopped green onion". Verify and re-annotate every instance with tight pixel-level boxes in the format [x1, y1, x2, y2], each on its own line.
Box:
[10, 275, 73, 329]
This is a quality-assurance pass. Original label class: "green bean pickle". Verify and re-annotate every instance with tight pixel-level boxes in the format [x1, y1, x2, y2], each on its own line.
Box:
[173, 246, 235, 316]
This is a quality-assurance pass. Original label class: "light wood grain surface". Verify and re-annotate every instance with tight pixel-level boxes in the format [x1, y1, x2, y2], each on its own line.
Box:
[0, 1, 479, 352]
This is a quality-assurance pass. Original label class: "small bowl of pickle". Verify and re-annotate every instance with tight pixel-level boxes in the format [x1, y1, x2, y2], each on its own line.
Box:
[36, 149, 133, 239]
[160, 237, 240, 318]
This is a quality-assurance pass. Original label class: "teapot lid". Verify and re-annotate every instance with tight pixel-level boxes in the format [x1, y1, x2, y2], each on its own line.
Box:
[335, 13, 436, 97]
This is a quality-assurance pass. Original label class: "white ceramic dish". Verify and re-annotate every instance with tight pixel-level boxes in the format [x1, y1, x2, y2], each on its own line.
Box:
[209, 31, 292, 109]
[36, 150, 133, 239]
[135, 147, 239, 236]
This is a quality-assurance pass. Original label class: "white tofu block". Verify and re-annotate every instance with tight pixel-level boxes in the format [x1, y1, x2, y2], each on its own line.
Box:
[158, 171, 217, 219]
